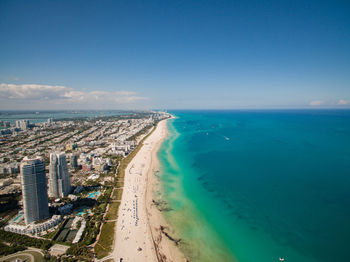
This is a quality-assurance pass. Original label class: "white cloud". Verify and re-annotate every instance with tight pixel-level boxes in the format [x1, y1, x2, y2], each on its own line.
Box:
[0, 83, 68, 100]
[338, 99, 350, 105]
[0, 83, 148, 109]
[309, 100, 324, 106]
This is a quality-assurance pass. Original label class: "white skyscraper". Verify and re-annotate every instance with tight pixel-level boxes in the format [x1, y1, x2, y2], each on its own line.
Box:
[15, 120, 29, 130]
[49, 152, 71, 198]
[21, 157, 49, 224]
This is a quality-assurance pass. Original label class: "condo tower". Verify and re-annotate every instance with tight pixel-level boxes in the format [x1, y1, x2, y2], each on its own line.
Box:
[20, 157, 50, 224]
[49, 152, 71, 198]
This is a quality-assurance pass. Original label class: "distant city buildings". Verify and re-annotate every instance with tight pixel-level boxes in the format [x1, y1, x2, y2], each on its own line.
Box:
[0, 163, 20, 175]
[47, 118, 53, 125]
[0, 178, 13, 187]
[16, 119, 29, 130]
[0, 112, 170, 246]
[49, 152, 71, 198]
[109, 141, 135, 157]
[66, 143, 77, 151]
[21, 157, 50, 224]
[0, 120, 11, 128]
[77, 153, 111, 172]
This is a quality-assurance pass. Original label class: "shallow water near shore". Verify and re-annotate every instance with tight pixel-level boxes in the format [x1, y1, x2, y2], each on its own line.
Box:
[158, 110, 350, 262]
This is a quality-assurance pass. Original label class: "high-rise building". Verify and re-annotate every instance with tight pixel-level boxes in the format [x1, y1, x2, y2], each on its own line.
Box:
[16, 120, 29, 130]
[70, 153, 78, 169]
[49, 152, 71, 198]
[47, 118, 53, 125]
[20, 157, 50, 224]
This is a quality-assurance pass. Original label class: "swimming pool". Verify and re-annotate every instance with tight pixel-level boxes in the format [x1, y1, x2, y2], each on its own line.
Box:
[75, 207, 92, 216]
[13, 213, 23, 222]
[87, 191, 101, 199]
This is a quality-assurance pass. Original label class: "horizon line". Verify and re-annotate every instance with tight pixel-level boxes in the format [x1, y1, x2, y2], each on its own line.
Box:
[1, 108, 350, 112]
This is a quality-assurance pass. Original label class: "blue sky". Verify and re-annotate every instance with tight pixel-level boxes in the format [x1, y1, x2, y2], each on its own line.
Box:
[0, 0, 349, 109]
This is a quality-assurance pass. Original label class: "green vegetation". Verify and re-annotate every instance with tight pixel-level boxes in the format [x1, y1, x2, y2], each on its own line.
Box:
[0, 229, 52, 250]
[26, 250, 45, 262]
[0, 242, 25, 256]
[66, 243, 93, 261]
[0, 194, 20, 228]
[105, 202, 120, 220]
[112, 188, 123, 200]
[81, 216, 101, 246]
[95, 203, 107, 214]
[42, 229, 58, 239]
[116, 181, 123, 188]
[85, 180, 100, 187]
[0, 193, 20, 214]
[99, 187, 113, 203]
[94, 221, 115, 259]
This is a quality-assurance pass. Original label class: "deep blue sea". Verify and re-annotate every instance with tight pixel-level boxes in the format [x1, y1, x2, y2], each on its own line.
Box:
[158, 110, 350, 262]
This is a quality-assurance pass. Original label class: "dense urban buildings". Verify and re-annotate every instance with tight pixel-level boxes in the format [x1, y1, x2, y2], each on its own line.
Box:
[0, 111, 170, 260]
[49, 152, 71, 198]
[20, 157, 50, 224]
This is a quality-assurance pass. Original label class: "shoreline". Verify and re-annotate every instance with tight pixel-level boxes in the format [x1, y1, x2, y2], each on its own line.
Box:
[145, 117, 187, 262]
[113, 117, 186, 261]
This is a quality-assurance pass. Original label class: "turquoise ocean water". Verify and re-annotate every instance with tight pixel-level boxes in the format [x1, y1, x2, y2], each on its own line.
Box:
[157, 110, 350, 262]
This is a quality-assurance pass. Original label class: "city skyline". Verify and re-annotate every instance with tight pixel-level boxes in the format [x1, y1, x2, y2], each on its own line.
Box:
[0, 0, 349, 110]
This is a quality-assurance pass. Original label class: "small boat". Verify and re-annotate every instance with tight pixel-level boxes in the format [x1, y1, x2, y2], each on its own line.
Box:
[279, 258, 285, 261]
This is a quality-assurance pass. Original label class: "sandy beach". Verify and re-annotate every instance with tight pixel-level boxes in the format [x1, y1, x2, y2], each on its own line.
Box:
[113, 118, 186, 262]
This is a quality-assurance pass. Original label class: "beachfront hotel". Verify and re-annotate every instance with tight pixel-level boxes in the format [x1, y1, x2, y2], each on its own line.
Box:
[4, 214, 62, 234]
[20, 157, 50, 224]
